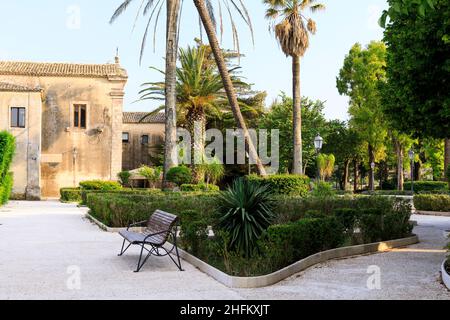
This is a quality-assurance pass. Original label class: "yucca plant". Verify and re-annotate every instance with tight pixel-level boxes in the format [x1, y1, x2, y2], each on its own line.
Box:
[216, 178, 275, 257]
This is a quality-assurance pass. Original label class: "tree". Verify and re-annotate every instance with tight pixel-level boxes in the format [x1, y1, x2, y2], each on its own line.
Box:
[337, 41, 388, 191]
[379, 0, 438, 27]
[263, 0, 325, 175]
[110, 0, 181, 187]
[193, 0, 267, 176]
[382, 0, 450, 175]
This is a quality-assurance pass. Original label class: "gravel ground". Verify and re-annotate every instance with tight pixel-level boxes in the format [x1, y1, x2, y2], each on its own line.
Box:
[0, 201, 449, 300]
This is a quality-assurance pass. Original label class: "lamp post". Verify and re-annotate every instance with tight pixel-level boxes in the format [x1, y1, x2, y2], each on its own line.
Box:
[370, 162, 375, 192]
[314, 134, 323, 182]
[408, 149, 415, 193]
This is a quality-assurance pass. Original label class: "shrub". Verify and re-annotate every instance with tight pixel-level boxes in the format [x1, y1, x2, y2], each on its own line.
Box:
[117, 171, 131, 187]
[199, 157, 225, 185]
[60, 188, 82, 203]
[215, 178, 276, 257]
[166, 166, 192, 186]
[311, 181, 336, 198]
[179, 210, 209, 257]
[80, 188, 163, 205]
[138, 165, 162, 187]
[414, 194, 450, 212]
[0, 131, 15, 205]
[79, 180, 122, 191]
[180, 183, 220, 192]
[446, 166, 450, 188]
[246, 174, 310, 197]
[404, 181, 448, 193]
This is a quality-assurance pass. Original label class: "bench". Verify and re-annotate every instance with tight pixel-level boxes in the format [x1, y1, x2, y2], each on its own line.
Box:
[118, 210, 183, 272]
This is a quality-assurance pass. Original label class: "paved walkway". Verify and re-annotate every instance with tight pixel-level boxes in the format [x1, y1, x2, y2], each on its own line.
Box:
[0, 201, 449, 300]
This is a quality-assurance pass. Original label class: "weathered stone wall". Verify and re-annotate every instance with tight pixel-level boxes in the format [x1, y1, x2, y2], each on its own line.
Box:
[122, 122, 164, 171]
[0, 74, 126, 198]
[0, 91, 42, 199]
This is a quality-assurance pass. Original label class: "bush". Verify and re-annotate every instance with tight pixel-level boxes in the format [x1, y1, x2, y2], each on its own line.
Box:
[179, 210, 209, 257]
[80, 188, 163, 205]
[404, 181, 448, 193]
[446, 166, 450, 188]
[60, 188, 82, 203]
[246, 174, 310, 197]
[117, 171, 131, 187]
[0, 131, 15, 205]
[138, 165, 162, 187]
[216, 178, 275, 257]
[414, 194, 450, 212]
[311, 181, 336, 198]
[180, 183, 220, 192]
[79, 180, 122, 191]
[166, 166, 192, 186]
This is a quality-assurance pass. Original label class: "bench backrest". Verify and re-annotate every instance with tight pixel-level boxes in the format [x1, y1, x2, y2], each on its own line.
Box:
[145, 210, 179, 245]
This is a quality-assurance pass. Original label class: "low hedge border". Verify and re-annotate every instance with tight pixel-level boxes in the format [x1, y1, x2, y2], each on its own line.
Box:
[246, 174, 310, 197]
[414, 194, 450, 212]
[60, 188, 82, 203]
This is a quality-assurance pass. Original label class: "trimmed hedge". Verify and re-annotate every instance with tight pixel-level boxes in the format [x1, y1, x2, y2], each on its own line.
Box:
[246, 174, 310, 197]
[180, 183, 220, 192]
[414, 194, 450, 212]
[79, 180, 122, 191]
[80, 188, 163, 205]
[0, 131, 15, 205]
[404, 181, 448, 193]
[60, 188, 82, 203]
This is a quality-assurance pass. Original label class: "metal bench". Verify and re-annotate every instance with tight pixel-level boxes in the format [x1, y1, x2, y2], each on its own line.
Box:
[118, 210, 183, 272]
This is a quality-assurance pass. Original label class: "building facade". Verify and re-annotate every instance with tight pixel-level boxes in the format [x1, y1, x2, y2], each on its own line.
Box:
[0, 58, 127, 199]
[122, 112, 165, 171]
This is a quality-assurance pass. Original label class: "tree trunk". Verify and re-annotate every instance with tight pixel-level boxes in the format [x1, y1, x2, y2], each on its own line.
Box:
[163, 0, 181, 188]
[368, 144, 375, 191]
[193, 0, 267, 176]
[187, 109, 206, 183]
[394, 139, 404, 191]
[353, 159, 359, 192]
[445, 138, 450, 184]
[343, 160, 350, 191]
[292, 55, 303, 175]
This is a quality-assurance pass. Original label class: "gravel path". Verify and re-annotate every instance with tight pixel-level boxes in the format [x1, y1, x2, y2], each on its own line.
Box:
[0, 201, 448, 300]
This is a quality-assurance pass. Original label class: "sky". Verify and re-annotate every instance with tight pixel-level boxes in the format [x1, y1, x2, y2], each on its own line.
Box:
[0, 0, 388, 121]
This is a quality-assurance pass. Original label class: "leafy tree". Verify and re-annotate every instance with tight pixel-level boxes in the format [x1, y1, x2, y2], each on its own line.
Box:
[382, 0, 450, 174]
[263, 0, 325, 175]
[379, 0, 438, 27]
[337, 41, 388, 191]
[317, 154, 335, 182]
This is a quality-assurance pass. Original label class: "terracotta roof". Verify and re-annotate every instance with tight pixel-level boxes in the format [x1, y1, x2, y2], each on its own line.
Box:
[123, 112, 165, 124]
[0, 82, 41, 92]
[0, 60, 127, 79]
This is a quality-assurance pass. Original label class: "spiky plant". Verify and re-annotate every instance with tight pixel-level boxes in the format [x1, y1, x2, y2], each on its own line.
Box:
[216, 178, 275, 257]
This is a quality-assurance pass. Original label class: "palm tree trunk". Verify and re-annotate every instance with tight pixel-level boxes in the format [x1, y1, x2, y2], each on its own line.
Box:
[292, 55, 303, 175]
[163, 0, 181, 188]
[187, 109, 206, 183]
[193, 0, 267, 176]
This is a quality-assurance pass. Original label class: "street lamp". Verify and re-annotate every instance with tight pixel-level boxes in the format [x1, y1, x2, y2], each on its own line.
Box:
[408, 149, 415, 193]
[370, 162, 376, 192]
[314, 134, 323, 182]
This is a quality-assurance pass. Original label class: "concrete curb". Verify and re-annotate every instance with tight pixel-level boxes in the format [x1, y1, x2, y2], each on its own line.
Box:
[86, 213, 419, 288]
[442, 260, 450, 291]
[85, 213, 144, 233]
[415, 210, 450, 217]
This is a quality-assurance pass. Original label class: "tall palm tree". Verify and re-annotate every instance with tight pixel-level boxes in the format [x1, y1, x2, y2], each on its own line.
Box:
[139, 45, 248, 181]
[264, 0, 325, 175]
[193, 0, 267, 176]
[110, 0, 181, 188]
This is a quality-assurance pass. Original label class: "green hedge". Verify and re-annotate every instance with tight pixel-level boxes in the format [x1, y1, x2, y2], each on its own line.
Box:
[414, 194, 450, 212]
[180, 183, 220, 192]
[79, 180, 122, 191]
[80, 188, 163, 205]
[404, 181, 448, 193]
[0, 132, 15, 205]
[246, 174, 310, 197]
[60, 188, 82, 203]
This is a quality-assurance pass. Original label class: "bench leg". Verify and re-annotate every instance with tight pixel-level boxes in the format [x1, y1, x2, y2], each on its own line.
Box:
[170, 231, 184, 271]
[118, 239, 131, 256]
[134, 243, 152, 273]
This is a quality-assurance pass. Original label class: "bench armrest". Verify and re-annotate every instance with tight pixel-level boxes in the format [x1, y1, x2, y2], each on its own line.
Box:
[143, 229, 173, 242]
[127, 220, 148, 230]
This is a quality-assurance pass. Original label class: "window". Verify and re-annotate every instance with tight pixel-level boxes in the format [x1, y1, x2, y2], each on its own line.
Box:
[74, 104, 87, 128]
[122, 132, 129, 143]
[141, 135, 149, 145]
[11, 107, 26, 128]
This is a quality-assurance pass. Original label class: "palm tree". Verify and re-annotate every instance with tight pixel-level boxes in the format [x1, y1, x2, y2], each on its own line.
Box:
[193, 0, 267, 176]
[110, 0, 181, 188]
[139, 45, 247, 181]
[264, 0, 325, 175]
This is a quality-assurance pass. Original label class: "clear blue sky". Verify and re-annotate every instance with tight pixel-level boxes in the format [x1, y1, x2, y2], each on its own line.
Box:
[0, 0, 387, 121]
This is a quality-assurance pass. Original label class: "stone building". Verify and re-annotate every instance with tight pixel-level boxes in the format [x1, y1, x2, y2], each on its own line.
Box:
[122, 112, 165, 171]
[0, 58, 127, 199]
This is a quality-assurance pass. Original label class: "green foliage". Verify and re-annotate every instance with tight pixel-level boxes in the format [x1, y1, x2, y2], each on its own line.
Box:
[180, 183, 220, 192]
[0, 131, 15, 205]
[117, 171, 131, 187]
[446, 166, 450, 187]
[246, 174, 310, 197]
[414, 194, 450, 212]
[379, 0, 437, 28]
[79, 180, 122, 191]
[166, 166, 192, 186]
[311, 181, 336, 198]
[60, 188, 82, 203]
[199, 157, 225, 185]
[138, 165, 162, 187]
[404, 181, 448, 192]
[179, 210, 209, 257]
[81, 188, 164, 205]
[216, 178, 275, 257]
[317, 154, 335, 181]
[382, 0, 450, 139]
